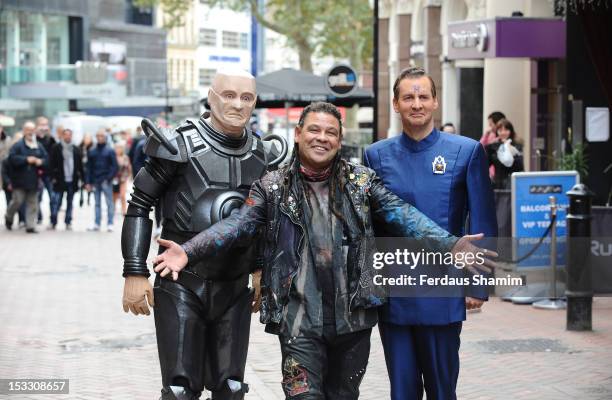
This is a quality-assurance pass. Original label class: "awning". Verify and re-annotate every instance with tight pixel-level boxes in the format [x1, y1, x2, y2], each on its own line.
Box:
[201, 68, 374, 109]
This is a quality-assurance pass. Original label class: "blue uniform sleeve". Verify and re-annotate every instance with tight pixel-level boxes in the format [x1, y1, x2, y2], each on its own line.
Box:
[467, 143, 497, 237]
[466, 142, 498, 300]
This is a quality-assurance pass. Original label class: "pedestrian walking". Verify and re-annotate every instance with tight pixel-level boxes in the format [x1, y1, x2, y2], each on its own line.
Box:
[79, 133, 94, 207]
[85, 129, 118, 232]
[4, 121, 48, 233]
[2, 133, 26, 225]
[34, 116, 57, 226]
[112, 141, 131, 216]
[0, 124, 10, 203]
[49, 128, 84, 230]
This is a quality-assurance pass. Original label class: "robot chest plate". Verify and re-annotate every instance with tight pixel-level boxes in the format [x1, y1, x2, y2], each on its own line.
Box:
[172, 148, 267, 231]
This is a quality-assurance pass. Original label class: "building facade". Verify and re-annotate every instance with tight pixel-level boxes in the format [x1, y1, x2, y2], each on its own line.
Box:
[378, 0, 565, 174]
[0, 0, 168, 125]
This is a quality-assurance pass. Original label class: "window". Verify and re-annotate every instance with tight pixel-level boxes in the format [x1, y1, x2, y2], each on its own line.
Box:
[199, 28, 216, 46]
[240, 32, 249, 50]
[222, 31, 240, 49]
[126, 0, 153, 26]
[199, 68, 216, 86]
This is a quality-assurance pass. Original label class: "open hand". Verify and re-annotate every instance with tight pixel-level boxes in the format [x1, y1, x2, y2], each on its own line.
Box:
[153, 238, 188, 281]
[451, 233, 499, 275]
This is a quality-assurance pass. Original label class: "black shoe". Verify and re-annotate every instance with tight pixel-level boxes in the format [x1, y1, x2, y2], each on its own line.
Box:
[5, 218, 12, 231]
[26, 228, 39, 234]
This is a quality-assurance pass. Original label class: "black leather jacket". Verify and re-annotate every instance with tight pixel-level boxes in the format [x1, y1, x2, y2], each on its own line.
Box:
[182, 161, 458, 332]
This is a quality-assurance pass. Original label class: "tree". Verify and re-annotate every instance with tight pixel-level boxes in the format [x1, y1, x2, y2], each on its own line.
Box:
[137, 0, 373, 74]
[134, 0, 191, 30]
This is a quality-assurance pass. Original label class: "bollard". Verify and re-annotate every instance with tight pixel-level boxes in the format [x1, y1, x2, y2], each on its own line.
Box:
[565, 183, 594, 331]
[533, 196, 566, 309]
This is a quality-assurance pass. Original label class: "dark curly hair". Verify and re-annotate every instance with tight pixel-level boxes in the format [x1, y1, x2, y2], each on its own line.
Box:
[297, 101, 343, 134]
[285, 102, 346, 225]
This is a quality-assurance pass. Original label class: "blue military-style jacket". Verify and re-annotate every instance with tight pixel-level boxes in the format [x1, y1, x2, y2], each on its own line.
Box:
[365, 129, 497, 325]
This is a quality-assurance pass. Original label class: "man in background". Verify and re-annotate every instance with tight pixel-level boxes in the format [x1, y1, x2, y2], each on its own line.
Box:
[5, 121, 48, 233]
[85, 129, 118, 232]
[35, 116, 57, 227]
[49, 128, 83, 230]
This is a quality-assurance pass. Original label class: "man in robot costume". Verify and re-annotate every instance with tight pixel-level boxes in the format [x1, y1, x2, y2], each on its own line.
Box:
[120, 69, 286, 400]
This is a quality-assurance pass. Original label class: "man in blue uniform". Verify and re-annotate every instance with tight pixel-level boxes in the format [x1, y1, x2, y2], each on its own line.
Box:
[364, 67, 497, 400]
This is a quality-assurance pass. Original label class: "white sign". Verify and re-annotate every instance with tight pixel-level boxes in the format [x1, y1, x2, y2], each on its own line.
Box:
[585, 107, 610, 142]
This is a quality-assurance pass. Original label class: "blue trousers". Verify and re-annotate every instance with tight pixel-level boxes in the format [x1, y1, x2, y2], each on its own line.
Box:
[51, 184, 76, 226]
[38, 175, 58, 223]
[93, 180, 114, 226]
[379, 321, 462, 400]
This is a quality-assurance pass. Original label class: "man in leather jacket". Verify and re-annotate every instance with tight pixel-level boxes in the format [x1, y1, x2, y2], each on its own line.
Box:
[153, 102, 496, 400]
[120, 69, 285, 400]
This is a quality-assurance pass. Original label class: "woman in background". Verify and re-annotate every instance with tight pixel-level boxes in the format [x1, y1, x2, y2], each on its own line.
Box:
[113, 141, 131, 216]
[79, 133, 94, 206]
[485, 118, 524, 189]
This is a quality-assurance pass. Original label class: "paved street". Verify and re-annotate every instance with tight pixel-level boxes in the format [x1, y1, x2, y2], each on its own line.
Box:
[1, 196, 611, 399]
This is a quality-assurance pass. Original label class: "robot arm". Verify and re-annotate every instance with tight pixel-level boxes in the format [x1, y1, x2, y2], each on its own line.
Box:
[122, 157, 178, 277]
[122, 120, 188, 277]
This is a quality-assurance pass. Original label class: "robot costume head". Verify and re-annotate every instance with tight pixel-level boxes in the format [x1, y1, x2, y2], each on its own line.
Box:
[208, 69, 257, 137]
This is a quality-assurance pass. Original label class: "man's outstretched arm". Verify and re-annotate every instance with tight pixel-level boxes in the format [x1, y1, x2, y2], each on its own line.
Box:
[154, 179, 269, 278]
[367, 171, 498, 275]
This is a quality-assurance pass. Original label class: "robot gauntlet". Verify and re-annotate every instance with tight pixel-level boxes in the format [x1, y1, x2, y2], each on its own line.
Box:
[122, 157, 176, 277]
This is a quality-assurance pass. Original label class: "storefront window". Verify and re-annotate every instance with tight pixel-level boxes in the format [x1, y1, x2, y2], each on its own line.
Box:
[46, 15, 69, 65]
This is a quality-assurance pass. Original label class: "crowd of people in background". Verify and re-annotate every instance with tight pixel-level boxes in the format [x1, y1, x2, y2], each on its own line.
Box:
[1, 116, 146, 234]
[1, 110, 524, 234]
[441, 110, 524, 189]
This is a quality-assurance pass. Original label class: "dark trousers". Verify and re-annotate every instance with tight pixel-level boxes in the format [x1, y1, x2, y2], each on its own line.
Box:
[153, 273, 252, 399]
[51, 184, 76, 226]
[38, 175, 57, 223]
[279, 327, 371, 400]
[6, 188, 38, 229]
[3, 189, 25, 223]
[379, 321, 462, 400]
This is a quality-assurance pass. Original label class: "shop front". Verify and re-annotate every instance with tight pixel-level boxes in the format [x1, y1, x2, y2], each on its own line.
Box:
[446, 17, 566, 172]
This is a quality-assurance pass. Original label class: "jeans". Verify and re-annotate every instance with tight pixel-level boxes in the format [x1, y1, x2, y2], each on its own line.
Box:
[51, 183, 76, 226]
[38, 175, 58, 223]
[94, 180, 114, 226]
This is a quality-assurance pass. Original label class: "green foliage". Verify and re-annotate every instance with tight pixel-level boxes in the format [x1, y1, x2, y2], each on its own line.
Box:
[316, 0, 373, 71]
[133, 0, 191, 30]
[558, 143, 589, 180]
[140, 0, 373, 72]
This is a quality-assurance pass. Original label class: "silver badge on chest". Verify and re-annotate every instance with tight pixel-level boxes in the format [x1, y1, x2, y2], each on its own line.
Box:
[432, 155, 446, 175]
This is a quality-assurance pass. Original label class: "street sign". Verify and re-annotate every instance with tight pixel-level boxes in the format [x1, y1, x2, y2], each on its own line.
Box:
[325, 64, 357, 97]
[511, 171, 579, 269]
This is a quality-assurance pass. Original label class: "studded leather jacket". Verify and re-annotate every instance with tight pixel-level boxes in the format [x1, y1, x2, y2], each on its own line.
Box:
[181, 161, 458, 333]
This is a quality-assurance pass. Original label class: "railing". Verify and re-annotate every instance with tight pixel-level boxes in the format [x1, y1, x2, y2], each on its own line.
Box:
[0, 63, 128, 86]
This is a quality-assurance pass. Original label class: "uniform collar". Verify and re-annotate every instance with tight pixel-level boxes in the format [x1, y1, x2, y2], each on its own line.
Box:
[399, 128, 440, 152]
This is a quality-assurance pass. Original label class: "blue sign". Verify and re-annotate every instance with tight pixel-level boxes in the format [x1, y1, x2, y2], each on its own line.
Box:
[512, 171, 579, 268]
[209, 55, 241, 63]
